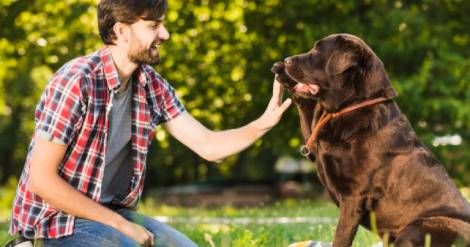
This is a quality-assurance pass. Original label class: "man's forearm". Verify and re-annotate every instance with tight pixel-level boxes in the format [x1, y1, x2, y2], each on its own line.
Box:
[29, 172, 125, 230]
[203, 118, 268, 162]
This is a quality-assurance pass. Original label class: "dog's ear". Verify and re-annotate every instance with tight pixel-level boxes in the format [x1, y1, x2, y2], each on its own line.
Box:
[326, 36, 360, 76]
[327, 35, 399, 100]
[362, 55, 399, 99]
[358, 47, 398, 99]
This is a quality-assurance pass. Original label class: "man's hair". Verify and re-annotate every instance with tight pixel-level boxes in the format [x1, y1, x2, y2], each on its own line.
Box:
[98, 0, 168, 45]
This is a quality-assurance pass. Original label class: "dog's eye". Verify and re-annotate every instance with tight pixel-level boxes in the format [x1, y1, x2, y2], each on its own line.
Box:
[311, 77, 326, 85]
[313, 72, 329, 83]
[344, 65, 358, 73]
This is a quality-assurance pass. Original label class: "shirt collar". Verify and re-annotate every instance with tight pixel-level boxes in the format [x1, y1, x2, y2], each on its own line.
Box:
[100, 46, 149, 92]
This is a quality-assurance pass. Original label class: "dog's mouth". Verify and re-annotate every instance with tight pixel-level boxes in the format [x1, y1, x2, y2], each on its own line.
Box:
[283, 64, 321, 99]
[292, 83, 320, 99]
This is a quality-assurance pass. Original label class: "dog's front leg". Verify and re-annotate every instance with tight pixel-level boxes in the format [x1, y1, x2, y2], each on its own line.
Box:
[295, 98, 316, 147]
[333, 197, 363, 247]
[271, 61, 316, 160]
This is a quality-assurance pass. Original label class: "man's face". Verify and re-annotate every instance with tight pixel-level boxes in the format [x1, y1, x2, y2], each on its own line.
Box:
[127, 16, 170, 65]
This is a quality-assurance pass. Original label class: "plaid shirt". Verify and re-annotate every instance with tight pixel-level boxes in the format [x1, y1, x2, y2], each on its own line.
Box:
[9, 47, 185, 239]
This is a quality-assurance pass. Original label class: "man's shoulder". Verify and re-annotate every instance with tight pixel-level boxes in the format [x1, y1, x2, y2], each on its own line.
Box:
[53, 50, 103, 83]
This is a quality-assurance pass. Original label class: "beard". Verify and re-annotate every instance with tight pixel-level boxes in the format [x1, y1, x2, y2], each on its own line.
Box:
[128, 41, 161, 65]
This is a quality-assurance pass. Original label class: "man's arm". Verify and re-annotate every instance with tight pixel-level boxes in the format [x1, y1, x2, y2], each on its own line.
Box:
[28, 137, 154, 246]
[163, 80, 292, 162]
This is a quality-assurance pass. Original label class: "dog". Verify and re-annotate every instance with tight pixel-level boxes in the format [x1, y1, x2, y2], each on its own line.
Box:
[272, 33, 470, 247]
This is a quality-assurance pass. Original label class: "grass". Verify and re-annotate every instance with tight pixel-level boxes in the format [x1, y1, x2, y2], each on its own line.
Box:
[139, 199, 380, 247]
[0, 221, 11, 245]
[0, 199, 382, 246]
[169, 221, 381, 247]
[138, 198, 340, 218]
[3, 189, 470, 246]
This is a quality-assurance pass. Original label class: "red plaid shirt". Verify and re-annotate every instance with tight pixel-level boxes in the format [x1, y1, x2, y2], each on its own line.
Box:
[9, 47, 185, 239]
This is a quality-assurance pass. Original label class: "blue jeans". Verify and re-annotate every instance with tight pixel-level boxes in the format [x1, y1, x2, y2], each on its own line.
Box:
[39, 208, 198, 247]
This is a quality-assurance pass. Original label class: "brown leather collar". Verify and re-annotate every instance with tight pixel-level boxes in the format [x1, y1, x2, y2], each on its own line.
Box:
[300, 97, 391, 156]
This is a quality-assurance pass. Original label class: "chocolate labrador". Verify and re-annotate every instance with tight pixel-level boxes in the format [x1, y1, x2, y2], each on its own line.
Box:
[272, 33, 470, 247]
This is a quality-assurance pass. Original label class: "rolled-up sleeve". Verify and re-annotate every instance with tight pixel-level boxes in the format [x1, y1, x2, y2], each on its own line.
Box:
[35, 71, 85, 146]
[156, 78, 186, 123]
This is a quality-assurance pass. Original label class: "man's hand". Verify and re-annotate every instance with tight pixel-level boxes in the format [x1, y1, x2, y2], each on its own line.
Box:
[116, 218, 154, 246]
[253, 79, 292, 131]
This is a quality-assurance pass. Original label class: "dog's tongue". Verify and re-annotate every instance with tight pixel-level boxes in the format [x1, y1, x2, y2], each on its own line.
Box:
[293, 83, 319, 96]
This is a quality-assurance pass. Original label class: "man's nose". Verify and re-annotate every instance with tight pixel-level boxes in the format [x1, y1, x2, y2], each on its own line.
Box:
[158, 26, 170, 41]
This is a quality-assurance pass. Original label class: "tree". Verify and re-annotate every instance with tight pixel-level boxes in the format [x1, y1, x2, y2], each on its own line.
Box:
[0, 0, 469, 186]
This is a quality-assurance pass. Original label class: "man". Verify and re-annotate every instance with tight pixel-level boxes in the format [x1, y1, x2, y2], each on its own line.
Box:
[9, 0, 292, 246]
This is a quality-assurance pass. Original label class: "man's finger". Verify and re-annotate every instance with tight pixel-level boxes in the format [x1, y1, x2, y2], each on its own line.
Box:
[272, 79, 284, 105]
[277, 98, 292, 113]
[273, 79, 281, 94]
[273, 80, 284, 101]
[146, 229, 154, 246]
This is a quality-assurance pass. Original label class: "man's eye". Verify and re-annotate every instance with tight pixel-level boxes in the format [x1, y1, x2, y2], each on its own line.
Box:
[150, 21, 163, 29]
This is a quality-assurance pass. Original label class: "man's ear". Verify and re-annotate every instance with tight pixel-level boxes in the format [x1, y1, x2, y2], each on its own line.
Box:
[326, 36, 360, 76]
[113, 22, 130, 43]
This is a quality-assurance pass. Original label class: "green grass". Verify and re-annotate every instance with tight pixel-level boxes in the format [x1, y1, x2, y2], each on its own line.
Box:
[5, 192, 470, 246]
[0, 221, 11, 245]
[0, 199, 382, 246]
[2, 186, 470, 246]
[138, 198, 340, 218]
[139, 198, 380, 247]
[170, 221, 380, 247]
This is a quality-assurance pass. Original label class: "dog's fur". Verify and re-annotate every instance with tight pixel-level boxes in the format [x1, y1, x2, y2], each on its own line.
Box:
[272, 33, 470, 247]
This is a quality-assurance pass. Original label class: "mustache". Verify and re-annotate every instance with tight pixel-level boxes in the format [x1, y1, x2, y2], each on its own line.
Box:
[151, 40, 164, 47]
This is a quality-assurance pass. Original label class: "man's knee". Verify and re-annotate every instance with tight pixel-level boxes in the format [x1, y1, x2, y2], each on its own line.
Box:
[120, 210, 198, 247]
[40, 218, 139, 247]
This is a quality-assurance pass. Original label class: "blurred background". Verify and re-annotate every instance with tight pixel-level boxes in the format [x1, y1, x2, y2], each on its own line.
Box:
[0, 1, 470, 244]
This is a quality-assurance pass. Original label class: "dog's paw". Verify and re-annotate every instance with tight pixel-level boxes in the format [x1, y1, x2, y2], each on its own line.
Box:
[271, 61, 286, 75]
[271, 61, 301, 91]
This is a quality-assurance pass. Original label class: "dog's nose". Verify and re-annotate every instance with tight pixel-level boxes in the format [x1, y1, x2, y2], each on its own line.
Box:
[284, 58, 293, 65]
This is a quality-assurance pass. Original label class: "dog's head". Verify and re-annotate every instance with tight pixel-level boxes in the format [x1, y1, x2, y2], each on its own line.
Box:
[273, 33, 397, 112]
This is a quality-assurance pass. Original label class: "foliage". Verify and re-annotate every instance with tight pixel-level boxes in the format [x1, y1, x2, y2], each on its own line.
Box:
[0, 178, 17, 219]
[0, 0, 469, 186]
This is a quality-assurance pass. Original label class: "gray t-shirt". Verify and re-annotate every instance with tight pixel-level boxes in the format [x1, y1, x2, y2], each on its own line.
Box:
[99, 81, 134, 203]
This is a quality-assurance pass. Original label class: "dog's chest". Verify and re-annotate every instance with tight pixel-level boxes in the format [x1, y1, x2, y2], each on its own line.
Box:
[315, 144, 356, 187]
